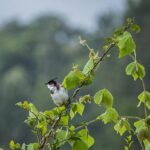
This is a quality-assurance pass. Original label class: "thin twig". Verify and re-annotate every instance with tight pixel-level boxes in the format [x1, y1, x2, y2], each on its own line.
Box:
[93, 42, 115, 71]
[71, 83, 84, 99]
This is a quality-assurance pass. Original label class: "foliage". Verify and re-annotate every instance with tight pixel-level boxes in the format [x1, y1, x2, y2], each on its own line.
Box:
[4, 18, 149, 150]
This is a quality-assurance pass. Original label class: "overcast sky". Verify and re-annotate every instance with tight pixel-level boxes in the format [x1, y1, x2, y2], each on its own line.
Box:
[0, 0, 127, 30]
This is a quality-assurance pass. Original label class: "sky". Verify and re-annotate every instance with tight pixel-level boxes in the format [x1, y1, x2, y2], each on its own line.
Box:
[0, 0, 127, 30]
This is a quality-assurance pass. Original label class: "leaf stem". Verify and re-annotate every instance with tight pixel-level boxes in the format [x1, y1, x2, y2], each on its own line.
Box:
[75, 119, 98, 131]
[141, 78, 146, 92]
[122, 116, 142, 120]
[129, 54, 135, 61]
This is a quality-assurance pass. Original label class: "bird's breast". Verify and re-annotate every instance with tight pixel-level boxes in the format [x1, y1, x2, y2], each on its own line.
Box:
[51, 88, 69, 105]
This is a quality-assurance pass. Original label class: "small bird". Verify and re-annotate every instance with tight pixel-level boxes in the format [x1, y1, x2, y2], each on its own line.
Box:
[46, 79, 69, 106]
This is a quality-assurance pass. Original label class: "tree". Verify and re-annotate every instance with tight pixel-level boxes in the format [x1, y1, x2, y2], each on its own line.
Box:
[7, 19, 150, 150]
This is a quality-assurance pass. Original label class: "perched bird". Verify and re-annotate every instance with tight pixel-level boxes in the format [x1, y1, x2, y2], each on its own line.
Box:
[46, 79, 69, 106]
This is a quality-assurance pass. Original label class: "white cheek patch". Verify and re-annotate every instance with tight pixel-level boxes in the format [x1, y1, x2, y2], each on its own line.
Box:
[47, 85, 54, 90]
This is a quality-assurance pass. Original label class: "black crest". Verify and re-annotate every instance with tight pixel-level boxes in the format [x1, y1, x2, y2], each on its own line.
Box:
[45, 77, 58, 85]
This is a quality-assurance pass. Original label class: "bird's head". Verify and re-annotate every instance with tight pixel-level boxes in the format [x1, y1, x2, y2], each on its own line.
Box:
[45, 78, 59, 93]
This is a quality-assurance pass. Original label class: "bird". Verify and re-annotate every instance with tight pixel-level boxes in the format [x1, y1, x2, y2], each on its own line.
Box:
[45, 78, 69, 106]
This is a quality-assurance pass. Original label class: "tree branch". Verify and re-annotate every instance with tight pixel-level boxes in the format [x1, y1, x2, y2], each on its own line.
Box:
[38, 22, 133, 150]
[39, 114, 62, 149]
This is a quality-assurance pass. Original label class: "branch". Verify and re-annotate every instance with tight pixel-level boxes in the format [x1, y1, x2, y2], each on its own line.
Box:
[70, 21, 132, 102]
[39, 22, 133, 149]
[71, 42, 115, 100]
[93, 42, 115, 71]
[39, 114, 62, 149]
[39, 42, 116, 149]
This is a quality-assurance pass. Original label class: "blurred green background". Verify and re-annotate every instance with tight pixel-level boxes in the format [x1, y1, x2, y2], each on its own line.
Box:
[0, 0, 150, 149]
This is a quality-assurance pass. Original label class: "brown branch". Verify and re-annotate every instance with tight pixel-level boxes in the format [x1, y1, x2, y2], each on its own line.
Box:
[39, 115, 62, 149]
[71, 42, 115, 100]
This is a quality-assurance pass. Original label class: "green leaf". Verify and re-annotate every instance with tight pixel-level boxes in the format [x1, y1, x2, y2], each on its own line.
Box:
[114, 26, 126, 36]
[9, 140, 21, 150]
[70, 103, 85, 119]
[114, 118, 131, 136]
[44, 106, 65, 121]
[55, 129, 68, 148]
[124, 146, 129, 150]
[134, 120, 146, 133]
[136, 127, 150, 141]
[134, 120, 150, 141]
[29, 103, 39, 117]
[124, 135, 133, 150]
[16, 101, 39, 119]
[69, 129, 94, 149]
[144, 140, 150, 150]
[137, 91, 150, 109]
[130, 24, 141, 33]
[36, 121, 48, 135]
[125, 62, 145, 80]
[70, 107, 76, 119]
[126, 18, 133, 23]
[76, 103, 85, 116]
[77, 129, 95, 148]
[79, 95, 91, 103]
[73, 140, 88, 150]
[94, 89, 113, 108]
[101, 108, 119, 124]
[59, 115, 69, 126]
[82, 50, 99, 85]
[116, 31, 136, 58]
[44, 110, 56, 121]
[69, 125, 75, 132]
[27, 143, 39, 150]
[16, 101, 31, 111]
[63, 67, 86, 90]
[82, 58, 94, 74]
[24, 116, 37, 126]
[83, 74, 95, 85]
